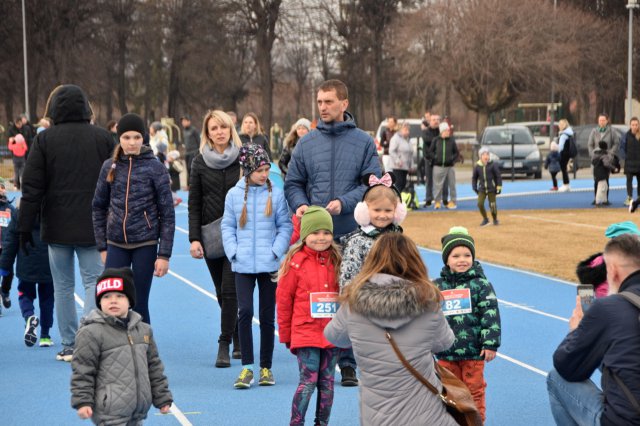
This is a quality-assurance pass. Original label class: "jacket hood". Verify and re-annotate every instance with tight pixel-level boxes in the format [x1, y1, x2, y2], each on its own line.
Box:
[45, 85, 93, 124]
[576, 253, 607, 285]
[351, 273, 436, 330]
[81, 308, 143, 329]
[316, 111, 357, 136]
[440, 261, 487, 284]
[561, 127, 574, 137]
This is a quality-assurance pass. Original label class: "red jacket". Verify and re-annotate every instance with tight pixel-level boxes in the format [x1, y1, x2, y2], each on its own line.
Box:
[277, 245, 338, 351]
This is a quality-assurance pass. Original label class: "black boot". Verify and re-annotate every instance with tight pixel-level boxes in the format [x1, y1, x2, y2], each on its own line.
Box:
[232, 332, 241, 359]
[215, 341, 231, 368]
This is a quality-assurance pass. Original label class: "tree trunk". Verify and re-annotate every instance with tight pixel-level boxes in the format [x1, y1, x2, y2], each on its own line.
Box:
[168, 59, 180, 120]
[256, 39, 273, 132]
[117, 36, 127, 114]
[476, 110, 489, 135]
[371, 39, 383, 126]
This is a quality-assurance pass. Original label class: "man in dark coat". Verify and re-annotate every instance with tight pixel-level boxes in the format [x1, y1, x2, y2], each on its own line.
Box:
[548, 234, 640, 425]
[181, 116, 200, 185]
[18, 84, 114, 362]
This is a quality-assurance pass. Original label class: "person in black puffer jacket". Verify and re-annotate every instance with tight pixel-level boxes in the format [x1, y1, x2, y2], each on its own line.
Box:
[188, 110, 243, 368]
[93, 114, 175, 324]
[620, 117, 640, 206]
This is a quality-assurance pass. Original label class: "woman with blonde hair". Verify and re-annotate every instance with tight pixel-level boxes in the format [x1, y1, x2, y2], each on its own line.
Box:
[557, 119, 575, 192]
[279, 118, 311, 178]
[188, 110, 243, 368]
[239, 112, 271, 158]
[325, 233, 457, 426]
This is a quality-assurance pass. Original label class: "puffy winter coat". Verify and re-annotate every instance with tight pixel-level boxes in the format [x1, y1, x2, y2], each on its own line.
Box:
[591, 149, 619, 182]
[284, 112, 381, 240]
[19, 85, 114, 245]
[187, 154, 242, 243]
[429, 136, 459, 167]
[93, 146, 175, 259]
[545, 151, 562, 174]
[472, 159, 502, 193]
[71, 309, 172, 425]
[221, 178, 292, 273]
[588, 126, 619, 159]
[277, 245, 338, 351]
[324, 273, 457, 426]
[620, 130, 640, 175]
[553, 271, 640, 426]
[434, 261, 501, 361]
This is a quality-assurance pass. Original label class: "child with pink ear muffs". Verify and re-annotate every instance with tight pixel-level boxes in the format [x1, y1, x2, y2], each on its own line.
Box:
[335, 171, 407, 387]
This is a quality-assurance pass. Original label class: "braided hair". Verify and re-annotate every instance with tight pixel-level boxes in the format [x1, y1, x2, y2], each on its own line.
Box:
[238, 176, 273, 228]
[106, 144, 124, 183]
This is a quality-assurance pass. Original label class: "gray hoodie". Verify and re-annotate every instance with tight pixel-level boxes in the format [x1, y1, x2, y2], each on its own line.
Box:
[324, 273, 456, 426]
[71, 309, 172, 425]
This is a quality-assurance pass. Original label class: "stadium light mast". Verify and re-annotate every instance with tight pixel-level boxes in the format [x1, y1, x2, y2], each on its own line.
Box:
[21, 0, 30, 120]
[627, 0, 639, 122]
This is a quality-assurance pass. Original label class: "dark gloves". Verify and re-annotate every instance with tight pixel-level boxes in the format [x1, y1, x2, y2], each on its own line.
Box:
[19, 232, 34, 256]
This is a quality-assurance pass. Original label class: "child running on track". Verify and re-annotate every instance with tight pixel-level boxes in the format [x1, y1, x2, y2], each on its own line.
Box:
[222, 143, 292, 389]
[277, 206, 342, 426]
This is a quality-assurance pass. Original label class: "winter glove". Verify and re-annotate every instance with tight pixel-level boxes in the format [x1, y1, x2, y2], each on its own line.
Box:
[19, 232, 35, 256]
[496, 186, 502, 195]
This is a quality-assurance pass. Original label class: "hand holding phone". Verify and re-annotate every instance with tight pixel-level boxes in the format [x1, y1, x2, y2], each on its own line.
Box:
[577, 284, 595, 313]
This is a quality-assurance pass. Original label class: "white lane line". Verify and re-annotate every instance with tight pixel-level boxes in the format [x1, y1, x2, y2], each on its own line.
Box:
[499, 299, 569, 322]
[176, 225, 189, 234]
[508, 214, 607, 230]
[496, 352, 548, 377]
[455, 184, 626, 202]
[74, 291, 192, 426]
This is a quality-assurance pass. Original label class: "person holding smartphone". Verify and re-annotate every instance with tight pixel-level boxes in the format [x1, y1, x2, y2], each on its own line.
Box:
[548, 234, 640, 425]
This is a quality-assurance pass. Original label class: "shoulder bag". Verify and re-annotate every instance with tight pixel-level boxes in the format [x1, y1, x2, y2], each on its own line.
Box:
[385, 330, 483, 426]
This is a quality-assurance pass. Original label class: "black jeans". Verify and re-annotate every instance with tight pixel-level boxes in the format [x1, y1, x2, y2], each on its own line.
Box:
[205, 256, 238, 344]
[560, 152, 570, 185]
[235, 272, 276, 369]
[626, 173, 640, 198]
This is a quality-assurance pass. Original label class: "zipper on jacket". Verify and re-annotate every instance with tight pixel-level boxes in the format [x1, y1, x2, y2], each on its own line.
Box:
[442, 139, 446, 166]
[330, 138, 335, 200]
[482, 165, 487, 193]
[253, 187, 257, 273]
[128, 333, 140, 416]
[143, 211, 152, 229]
[123, 157, 133, 244]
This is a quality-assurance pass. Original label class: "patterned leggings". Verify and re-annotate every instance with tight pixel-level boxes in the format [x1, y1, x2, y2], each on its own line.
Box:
[290, 347, 339, 426]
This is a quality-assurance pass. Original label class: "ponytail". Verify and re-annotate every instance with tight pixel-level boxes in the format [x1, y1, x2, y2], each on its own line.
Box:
[264, 179, 272, 217]
[106, 145, 124, 183]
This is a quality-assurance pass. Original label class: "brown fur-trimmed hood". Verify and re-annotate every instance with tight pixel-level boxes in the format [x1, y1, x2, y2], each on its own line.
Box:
[351, 273, 436, 328]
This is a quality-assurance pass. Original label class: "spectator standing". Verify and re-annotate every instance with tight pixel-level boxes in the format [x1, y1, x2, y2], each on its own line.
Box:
[591, 140, 619, 206]
[18, 84, 113, 362]
[105, 120, 119, 148]
[239, 112, 271, 159]
[421, 114, 449, 206]
[188, 110, 243, 367]
[149, 121, 168, 163]
[285, 79, 381, 242]
[7, 133, 28, 190]
[620, 117, 640, 206]
[379, 116, 398, 172]
[279, 118, 310, 179]
[548, 234, 640, 426]
[545, 142, 562, 191]
[557, 119, 575, 192]
[181, 115, 201, 184]
[36, 118, 51, 134]
[430, 122, 459, 210]
[588, 113, 619, 159]
[389, 122, 413, 192]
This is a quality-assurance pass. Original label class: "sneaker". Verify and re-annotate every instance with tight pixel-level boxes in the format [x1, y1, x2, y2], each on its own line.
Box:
[480, 218, 490, 227]
[24, 316, 39, 347]
[1, 291, 10, 309]
[493, 219, 500, 226]
[434, 202, 441, 210]
[258, 368, 275, 386]
[424, 199, 433, 207]
[446, 202, 457, 210]
[340, 366, 359, 387]
[56, 347, 74, 362]
[234, 368, 254, 389]
[625, 196, 633, 206]
[558, 185, 570, 192]
[550, 187, 558, 191]
[39, 337, 54, 347]
[631, 199, 639, 213]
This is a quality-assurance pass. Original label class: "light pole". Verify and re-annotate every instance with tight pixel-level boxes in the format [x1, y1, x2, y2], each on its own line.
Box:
[21, 0, 30, 120]
[627, 0, 639, 122]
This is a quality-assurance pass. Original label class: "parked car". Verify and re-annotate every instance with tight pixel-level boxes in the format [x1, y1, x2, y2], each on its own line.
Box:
[572, 124, 628, 170]
[479, 124, 542, 179]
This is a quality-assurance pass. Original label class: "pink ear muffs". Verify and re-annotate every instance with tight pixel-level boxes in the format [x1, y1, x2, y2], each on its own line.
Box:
[394, 201, 407, 225]
[354, 201, 370, 227]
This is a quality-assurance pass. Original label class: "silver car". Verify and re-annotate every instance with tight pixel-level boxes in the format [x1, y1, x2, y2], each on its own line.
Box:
[479, 125, 543, 179]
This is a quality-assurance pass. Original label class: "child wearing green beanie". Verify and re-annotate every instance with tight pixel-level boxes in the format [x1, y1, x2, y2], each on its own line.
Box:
[434, 226, 501, 423]
[276, 206, 342, 425]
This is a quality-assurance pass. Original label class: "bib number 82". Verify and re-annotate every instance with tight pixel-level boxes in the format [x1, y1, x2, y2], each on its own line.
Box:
[444, 299, 461, 310]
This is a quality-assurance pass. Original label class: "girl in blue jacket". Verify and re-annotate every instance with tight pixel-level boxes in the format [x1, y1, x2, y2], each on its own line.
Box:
[222, 143, 292, 389]
[93, 113, 175, 325]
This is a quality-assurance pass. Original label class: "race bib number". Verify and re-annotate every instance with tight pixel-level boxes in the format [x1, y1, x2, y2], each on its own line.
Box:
[310, 292, 339, 318]
[0, 211, 10, 228]
[440, 289, 472, 316]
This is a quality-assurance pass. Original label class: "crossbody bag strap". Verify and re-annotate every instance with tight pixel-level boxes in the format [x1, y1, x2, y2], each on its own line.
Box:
[384, 330, 441, 396]
[618, 291, 640, 309]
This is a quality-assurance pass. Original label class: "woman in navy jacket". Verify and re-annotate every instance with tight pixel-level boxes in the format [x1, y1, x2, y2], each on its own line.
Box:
[93, 114, 175, 324]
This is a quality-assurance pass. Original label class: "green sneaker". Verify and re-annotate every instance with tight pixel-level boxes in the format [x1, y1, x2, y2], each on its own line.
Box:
[258, 368, 275, 386]
[234, 368, 254, 389]
[39, 337, 54, 347]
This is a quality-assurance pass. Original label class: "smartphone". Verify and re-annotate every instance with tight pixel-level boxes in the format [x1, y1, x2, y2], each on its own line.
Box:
[577, 284, 595, 312]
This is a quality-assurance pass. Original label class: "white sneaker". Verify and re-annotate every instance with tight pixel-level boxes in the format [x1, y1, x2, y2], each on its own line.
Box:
[558, 185, 570, 192]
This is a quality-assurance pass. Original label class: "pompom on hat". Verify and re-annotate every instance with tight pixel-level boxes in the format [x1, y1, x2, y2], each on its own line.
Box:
[117, 113, 146, 138]
[96, 267, 136, 309]
[441, 226, 475, 264]
[239, 143, 271, 176]
[300, 206, 333, 242]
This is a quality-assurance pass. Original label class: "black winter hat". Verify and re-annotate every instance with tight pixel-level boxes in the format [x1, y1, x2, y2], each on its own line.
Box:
[441, 226, 476, 264]
[96, 267, 136, 309]
[117, 113, 146, 138]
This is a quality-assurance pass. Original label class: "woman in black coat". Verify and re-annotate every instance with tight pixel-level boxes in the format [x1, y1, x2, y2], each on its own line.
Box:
[188, 110, 243, 368]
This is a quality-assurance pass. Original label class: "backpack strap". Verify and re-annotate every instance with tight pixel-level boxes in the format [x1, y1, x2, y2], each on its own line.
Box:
[618, 291, 640, 309]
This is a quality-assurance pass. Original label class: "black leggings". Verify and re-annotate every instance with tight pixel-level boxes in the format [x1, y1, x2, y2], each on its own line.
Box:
[560, 151, 570, 185]
[627, 173, 640, 198]
[205, 256, 238, 344]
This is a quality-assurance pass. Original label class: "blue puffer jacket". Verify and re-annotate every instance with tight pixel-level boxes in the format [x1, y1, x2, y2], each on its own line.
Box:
[93, 146, 175, 259]
[0, 212, 52, 283]
[0, 196, 17, 251]
[284, 112, 381, 240]
[221, 178, 292, 274]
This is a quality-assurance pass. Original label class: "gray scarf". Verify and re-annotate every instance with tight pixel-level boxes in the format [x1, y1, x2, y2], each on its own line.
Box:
[202, 143, 239, 169]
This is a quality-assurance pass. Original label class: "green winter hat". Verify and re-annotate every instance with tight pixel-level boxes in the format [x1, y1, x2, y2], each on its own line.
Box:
[441, 226, 475, 264]
[300, 206, 333, 242]
[604, 221, 640, 239]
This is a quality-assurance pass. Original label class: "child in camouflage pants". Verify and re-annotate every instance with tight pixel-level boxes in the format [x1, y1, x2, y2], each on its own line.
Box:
[434, 226, 501, 422]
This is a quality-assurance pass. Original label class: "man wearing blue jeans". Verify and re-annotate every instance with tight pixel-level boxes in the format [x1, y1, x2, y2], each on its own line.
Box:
[548, 234, 640, 425]
[18, 85, 113, 362]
